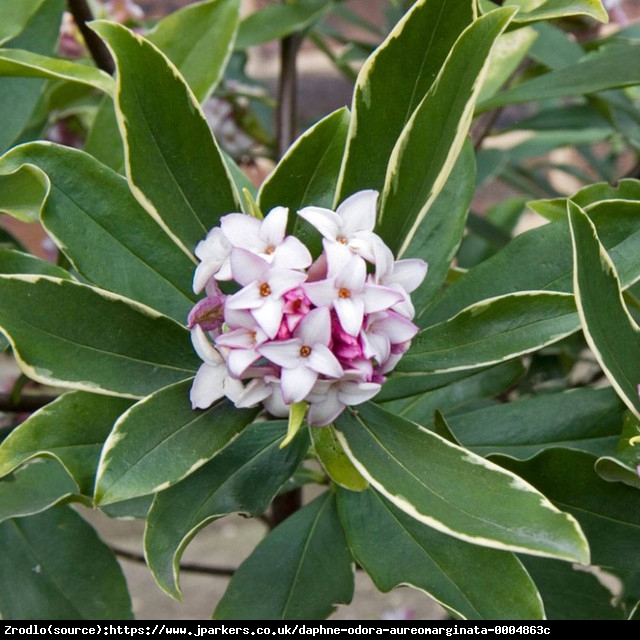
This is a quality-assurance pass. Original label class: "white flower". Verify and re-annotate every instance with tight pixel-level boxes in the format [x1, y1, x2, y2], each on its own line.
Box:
[298, 190, 380, 261]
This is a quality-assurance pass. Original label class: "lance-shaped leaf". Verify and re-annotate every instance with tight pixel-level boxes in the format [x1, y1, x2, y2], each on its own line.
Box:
[337, 487, 544, 620]
[0, 48, 113, 94]
[334, 402, 589, 562]
[259, 107, 350, 249]
[529, 179, 640, 222]
[397, 291, 578, 374]
[447, 387, 625, 460]
[0, 460, 82, 523]
[424, 201, 640, 327]
[595, 411, 640, 490]
[234, 0, 332, 50]
[89, 21, 240, 254]
[94, 381, 259, 505]
[379, 8, 515, 257]
[569, 201, 640, 420]
[146, 0, 240, 102]
[520, 556, 622, 620]
[382, 360, 525, 424]
[407, 139, 475, 318]
[0, 0, 63, 154]
[0, 391, 133, 495]
[503, 0, 608, 23]
[0, 142, 197, 322]
[0, 506, 133, 620]
[337, 0, 475, 202]
[0, 248, 70, 279]
[497, 449, 640, 568]
[145, 421, 309, 599]
[0, 275, 199, 398]
[478, 43, 640, 112]
[214, 492, 354, 620]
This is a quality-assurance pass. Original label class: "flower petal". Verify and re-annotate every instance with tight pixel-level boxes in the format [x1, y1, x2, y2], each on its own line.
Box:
[252, 296, 285, 338]
[260, 206, 288, 247]
[334, 297, 364, 337]
[258, 339, 302, 369]
[281, 365, 317, 403]
[297, 206, 341, 239]
[336, 189, 378, 234]
[295, 306, 331, 346]
[220, 213, 261, 249]
[190, 363, 226, 409]
[307, 344, 343, 378]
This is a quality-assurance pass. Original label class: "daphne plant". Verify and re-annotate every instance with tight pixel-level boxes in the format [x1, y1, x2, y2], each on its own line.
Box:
[0, 0, 638, 622]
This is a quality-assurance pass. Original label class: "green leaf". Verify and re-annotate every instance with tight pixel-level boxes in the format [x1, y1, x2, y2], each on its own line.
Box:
[504, 0, 608, 23]
[406, 139, 475, 318]
[338, 487, 544, 620]
[382, 360, 525, 424]
[94, 381, 259, 505]
[595, 411, 640, 489]
[0, 142, 198, 322]
[447, 387, 625, 459]
[0, 0, 64, 153]
[0, 275, 199, 397]
[147, 0, 240, 102]
[145, 420, 309, 599]
[311, 424, 368, 491]
[0, 0, 47, 45]
[0, 506, 133, 619]
[334, 402, 589, 562]
[0, 460, 81, 523]
[378, 8, 515, 257]
[478, 43, 640, 112]
[497, 449, 640, 568]
[528, 21, 584, 69]
[0, 48, 113, 94]
[83, 96, 124, 172]
[520, 556, 622, 620]
[398, 292, 578, 374]
[0, 248, 70, 279]
[336, 0, 475, 202]
[0, 391, 133, 495]
[214, 492, 354, 620]
[424, 200, 640, 327]
[477, 26, 538, 103]
[0, 163, 47, 222]
[569, 201, 640, 420]
[234, 0, 332, 50]
[90, 21, 240, 254]
[259, 107, 350, 247]
[529, 179, 640, 222]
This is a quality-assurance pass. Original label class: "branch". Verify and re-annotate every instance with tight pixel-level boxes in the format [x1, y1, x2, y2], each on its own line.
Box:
[112, 546, 236, 577]
[275, 33, 301, 159]
[0, 392, 59, 413]
[66, 0, 115, 75]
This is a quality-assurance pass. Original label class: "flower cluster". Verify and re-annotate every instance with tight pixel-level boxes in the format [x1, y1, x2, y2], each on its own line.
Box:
[188, 190, 427, 426]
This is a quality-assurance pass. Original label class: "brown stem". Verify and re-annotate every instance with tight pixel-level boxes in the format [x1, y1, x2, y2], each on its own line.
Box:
[269, 489, 302, 529]
[66, 0, 115, 75]
[0, 392, 59, 413]
[275, 33, 301, 159]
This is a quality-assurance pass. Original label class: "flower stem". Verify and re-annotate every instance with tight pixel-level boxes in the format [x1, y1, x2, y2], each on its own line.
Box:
[275, 32, 301, 159]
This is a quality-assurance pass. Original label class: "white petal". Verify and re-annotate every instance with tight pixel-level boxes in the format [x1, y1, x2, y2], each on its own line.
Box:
[252, 296, 285, 338]
[361, 283, 403, 313]
[190, 363, 226, 409]
[226, 348, 261, 378]
[260, 206, 288, 246]
[226, 282, 264, 311]
[281, 365, 318, 403]
[338, 381, 381, 405]
[191, 325, 223, 366]
[295, 306, 331, 346]
[272, 236, 312, 269]
[234, 377, 273, 408]
[297, 206, 341, 239]
[220, 213, 261, 249]
[229, 248, 269, 286]
[389, 258, 428, 292]
[335, 254, 366, 292]
[362, 330, 390, 363]
[334, 297, 364, 337]
[303, 279, 338, 308]
[307, 389, 344, 426]
[336, 189, 378, 234]
[267, 267, 307, 298]
[258, 339, 302, 369]
[307, 344, 343, 378]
